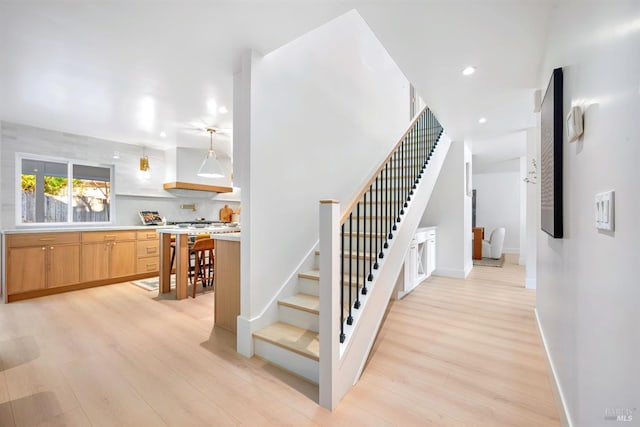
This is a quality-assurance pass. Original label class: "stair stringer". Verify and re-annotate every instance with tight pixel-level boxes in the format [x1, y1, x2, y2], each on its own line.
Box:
[319, 132, 452, 410]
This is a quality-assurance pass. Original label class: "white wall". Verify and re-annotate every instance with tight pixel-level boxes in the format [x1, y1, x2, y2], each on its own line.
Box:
[463, 141, 472, 272]
[243, 10, 410, 323]
[536, 2, 640, 426]
[420, 140, 472, 278]
[0, 121, 3, 230]
[472, 158, 521, 253]
[519, 156, 527, 264]
[0, 121, 236, 228]
[525, 127, 538, 288]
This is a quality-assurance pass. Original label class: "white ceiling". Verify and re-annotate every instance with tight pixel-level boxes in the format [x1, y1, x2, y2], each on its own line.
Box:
[0, 1, 556, 160]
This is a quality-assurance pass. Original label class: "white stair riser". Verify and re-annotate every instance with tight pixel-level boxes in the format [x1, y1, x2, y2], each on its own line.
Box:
[314, 253, 382, 274]
[297, 277, 369, 299]
[278, 304, 319, 333]
[298, 277, 320, 296]
[254, 339, 319, 384]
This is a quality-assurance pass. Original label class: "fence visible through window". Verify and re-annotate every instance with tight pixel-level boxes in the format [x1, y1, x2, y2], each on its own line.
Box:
[20, 157, 112, 224]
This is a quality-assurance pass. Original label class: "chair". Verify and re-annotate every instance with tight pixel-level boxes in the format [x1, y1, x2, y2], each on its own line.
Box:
[189, 237, 215, 298]
[481, 227, 505, 259]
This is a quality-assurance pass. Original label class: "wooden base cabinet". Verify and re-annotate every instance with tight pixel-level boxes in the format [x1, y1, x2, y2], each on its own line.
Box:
[80, 242, 110, 282]
[81, 231, 136, 281]
[5, 233, 81, 296]
[4, 229, 158, 302]
[6, 246, 47, 293]
[48, 243, 81, 288]
[136, 231, 159, 274]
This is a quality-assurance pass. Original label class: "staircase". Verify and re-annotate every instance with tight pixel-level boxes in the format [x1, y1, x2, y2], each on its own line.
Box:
[251, 107, 450, 404]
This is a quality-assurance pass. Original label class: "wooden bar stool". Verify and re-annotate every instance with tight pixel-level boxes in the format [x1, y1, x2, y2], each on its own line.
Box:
[189, 237, 215, 298]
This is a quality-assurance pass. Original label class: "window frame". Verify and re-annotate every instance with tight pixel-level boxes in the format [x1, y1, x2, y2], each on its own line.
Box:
[15, 153, 116, 227]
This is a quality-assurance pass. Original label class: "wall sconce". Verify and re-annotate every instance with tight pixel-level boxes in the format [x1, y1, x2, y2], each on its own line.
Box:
[139, 148, 151, 180]
[523, 158, 537, 184]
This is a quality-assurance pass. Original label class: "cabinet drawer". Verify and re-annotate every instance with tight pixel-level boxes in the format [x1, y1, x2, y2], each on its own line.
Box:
[136, 257, 159, 274]
[82, 231, 136, 243]
[6, 232, 81, 248]
[137, 240, 159, 257]
[136, 230, 159, 241]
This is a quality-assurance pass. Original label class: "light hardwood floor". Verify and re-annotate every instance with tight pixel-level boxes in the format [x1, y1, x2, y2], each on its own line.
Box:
[0, 255, 560, 426]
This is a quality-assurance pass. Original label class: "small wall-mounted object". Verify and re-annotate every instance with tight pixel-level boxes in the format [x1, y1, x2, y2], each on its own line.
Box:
[465, 162, 472, 196]
[566, 105, 584, 143]
[595, 190, 614, 231]
[533, 89, 542, 113]
[180, 203, 197, 212]
[523, 158, 538, 184]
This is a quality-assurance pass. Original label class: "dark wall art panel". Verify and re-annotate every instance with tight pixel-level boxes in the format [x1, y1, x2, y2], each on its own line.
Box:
[540, 67, 563, 238]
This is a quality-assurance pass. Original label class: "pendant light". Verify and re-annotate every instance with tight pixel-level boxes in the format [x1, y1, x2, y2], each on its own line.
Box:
[197, 128, 224, 178]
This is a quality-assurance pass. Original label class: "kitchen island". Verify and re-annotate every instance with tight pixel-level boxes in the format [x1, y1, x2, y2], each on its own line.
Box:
[157, 227, 240, 333]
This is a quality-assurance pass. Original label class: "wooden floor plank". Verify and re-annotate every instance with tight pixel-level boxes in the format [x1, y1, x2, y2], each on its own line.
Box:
[0, 254, 559, 426]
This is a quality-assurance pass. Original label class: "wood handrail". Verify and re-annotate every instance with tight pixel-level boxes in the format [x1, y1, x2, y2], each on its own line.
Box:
[339, 106, 438, 224]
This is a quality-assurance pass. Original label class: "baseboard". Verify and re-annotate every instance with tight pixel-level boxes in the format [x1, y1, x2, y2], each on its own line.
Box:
[519, 256, 526, 265]
[535, 309, 573, 427]
[236, 315, 254, 357]
[463, 261, 472, 278]
[525, 276, 536, 289]
[433, 268, 467, 279]
[503, 248, 520, 254]
[6, 272, 158, 303]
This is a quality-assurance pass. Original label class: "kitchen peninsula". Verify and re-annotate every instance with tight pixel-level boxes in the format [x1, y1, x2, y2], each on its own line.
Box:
[157, 226, 241, 333]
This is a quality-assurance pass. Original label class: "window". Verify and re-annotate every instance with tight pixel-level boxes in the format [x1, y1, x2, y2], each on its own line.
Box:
[18, 155, 113, 225]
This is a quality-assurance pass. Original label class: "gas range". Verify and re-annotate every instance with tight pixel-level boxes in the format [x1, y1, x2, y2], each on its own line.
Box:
[165, 220, 224, 226]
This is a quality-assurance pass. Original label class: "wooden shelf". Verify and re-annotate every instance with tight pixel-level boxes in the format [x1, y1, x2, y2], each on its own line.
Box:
[162, 182, 233, 193]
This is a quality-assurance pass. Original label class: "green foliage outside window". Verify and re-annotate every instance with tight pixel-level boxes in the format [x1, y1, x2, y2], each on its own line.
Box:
[21, 175, 83, 195]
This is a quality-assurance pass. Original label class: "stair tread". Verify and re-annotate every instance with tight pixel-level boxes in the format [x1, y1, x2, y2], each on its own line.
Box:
[253, 322, 319, 361]
[278, 293, 319, 314]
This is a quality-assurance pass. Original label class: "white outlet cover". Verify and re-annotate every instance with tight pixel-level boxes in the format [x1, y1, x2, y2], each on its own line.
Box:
[595, 190, 615, 231]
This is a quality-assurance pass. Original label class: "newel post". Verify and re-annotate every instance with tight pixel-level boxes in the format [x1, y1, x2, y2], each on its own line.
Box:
[319, 199, 340, 410]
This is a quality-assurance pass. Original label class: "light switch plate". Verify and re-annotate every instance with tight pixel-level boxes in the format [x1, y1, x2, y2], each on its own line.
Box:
[595, 190, 615, 231]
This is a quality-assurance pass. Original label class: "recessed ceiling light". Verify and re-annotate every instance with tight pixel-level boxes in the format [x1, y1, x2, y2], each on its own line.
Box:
[159, 131, 167, 138]
[478, 117, 487, 124]
[462, 66, 476, 76]
[207, 99, 218, 116]
[218, 106, 228, 114]
[112, 151, 120, 159]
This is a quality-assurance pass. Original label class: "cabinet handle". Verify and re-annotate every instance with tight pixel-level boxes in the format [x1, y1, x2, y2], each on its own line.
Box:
[146, 247, 157, 254]
[39, 238, 55, 241]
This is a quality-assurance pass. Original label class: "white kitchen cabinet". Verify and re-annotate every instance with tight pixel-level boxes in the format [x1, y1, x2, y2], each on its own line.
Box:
[400, 226, 436, 298]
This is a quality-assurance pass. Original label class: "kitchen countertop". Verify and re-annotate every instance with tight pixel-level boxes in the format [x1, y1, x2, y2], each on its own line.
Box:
[209, 232, 241, 242]
[1, 225, 168, 234]
[157, 226, 241, 241]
